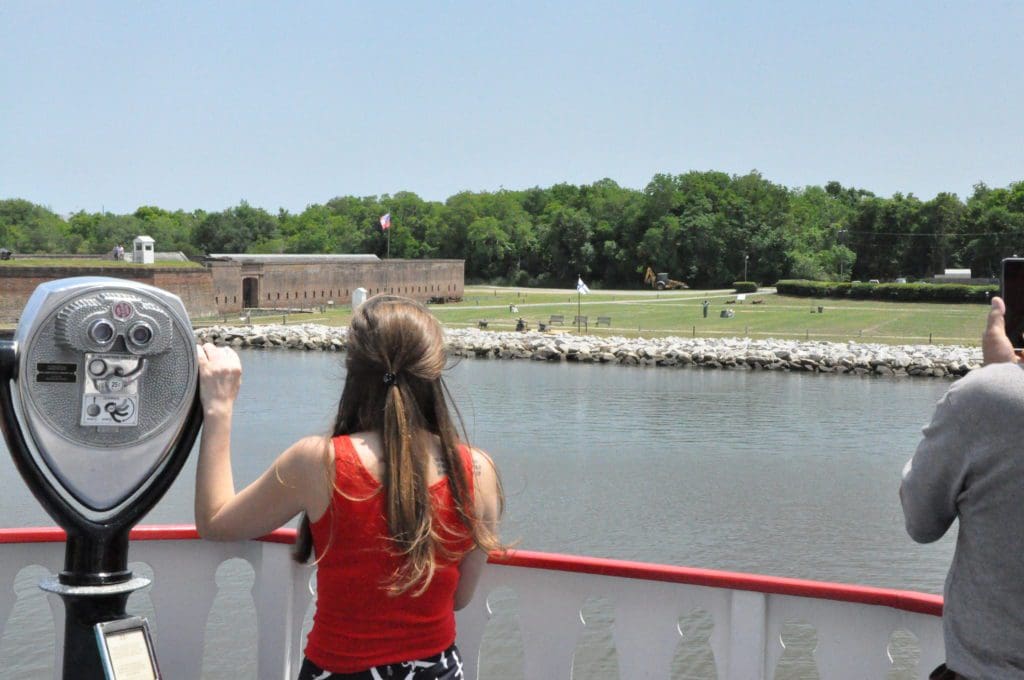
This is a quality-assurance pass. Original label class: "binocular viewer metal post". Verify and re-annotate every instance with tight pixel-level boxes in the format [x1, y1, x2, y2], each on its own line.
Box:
[0, 277, 203, 679]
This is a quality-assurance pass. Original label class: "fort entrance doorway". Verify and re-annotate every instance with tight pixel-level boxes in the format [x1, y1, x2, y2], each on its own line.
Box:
[242, 277, 259, 309]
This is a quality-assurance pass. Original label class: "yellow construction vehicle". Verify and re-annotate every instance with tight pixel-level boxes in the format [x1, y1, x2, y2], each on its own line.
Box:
[644, 267, 689, 290]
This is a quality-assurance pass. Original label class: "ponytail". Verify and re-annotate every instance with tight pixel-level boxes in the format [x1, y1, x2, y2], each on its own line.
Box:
[292, 295, 503, 595]
[381, 379, 438, 595]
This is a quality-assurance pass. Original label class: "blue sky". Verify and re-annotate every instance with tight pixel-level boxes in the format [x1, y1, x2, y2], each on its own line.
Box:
[2, 1, 1021, 214]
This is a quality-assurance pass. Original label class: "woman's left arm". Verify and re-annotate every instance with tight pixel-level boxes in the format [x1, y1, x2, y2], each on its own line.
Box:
[194, 343, 327, 541]
[454, 448, 502, 610]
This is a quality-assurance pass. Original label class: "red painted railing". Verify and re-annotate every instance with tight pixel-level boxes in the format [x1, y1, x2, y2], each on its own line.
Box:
[0, 524, 945, 679]
[0, 524, 942, 616]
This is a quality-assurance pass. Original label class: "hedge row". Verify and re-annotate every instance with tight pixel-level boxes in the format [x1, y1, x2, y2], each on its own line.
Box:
[733, 281, 759, 293]
[775, 280, 997, 303]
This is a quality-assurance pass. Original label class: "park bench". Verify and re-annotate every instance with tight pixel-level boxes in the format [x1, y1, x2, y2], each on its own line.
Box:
[596, 316, 611, 327]
[549, 315, 565, 325]
[573, 315, 588, 331]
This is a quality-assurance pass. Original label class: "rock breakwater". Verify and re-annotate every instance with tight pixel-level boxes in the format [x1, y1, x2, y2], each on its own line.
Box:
[194, 324, 982, 378]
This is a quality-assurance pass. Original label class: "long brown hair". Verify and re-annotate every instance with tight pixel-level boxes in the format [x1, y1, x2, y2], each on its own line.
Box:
[293, 295, 502, 595]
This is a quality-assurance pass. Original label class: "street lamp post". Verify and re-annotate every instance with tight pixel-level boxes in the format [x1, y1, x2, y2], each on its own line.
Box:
[743, 254, 749, 282]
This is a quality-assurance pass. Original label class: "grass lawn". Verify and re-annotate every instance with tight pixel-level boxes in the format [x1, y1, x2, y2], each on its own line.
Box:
[0, 258, 203, 268]
[197, 285, 990, 346]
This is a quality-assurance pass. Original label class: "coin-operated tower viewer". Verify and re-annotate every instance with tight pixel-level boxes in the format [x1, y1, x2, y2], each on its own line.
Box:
[0, 277, 203, 680]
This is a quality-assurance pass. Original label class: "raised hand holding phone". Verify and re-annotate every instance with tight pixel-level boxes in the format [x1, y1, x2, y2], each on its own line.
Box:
[1000, 258, 1024, 351]
[984, 296, 1019, 365]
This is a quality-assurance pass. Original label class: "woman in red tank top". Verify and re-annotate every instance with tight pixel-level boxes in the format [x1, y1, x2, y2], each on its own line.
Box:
[194, 295, 504, 679]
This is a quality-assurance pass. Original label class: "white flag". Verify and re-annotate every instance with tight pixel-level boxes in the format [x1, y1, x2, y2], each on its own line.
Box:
[576, 277, 590, 295]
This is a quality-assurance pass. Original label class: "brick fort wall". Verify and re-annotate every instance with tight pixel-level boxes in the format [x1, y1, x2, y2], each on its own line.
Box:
[209, 259, 465, 314]
[0, 266, 218, 324]
[2, 258, 465, 322]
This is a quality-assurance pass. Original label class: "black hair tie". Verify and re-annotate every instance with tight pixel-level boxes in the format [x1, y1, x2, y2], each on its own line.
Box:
[382, 372, 397, 387]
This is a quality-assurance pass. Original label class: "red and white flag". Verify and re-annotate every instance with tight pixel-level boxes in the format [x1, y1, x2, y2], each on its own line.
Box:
[379, 213, 391, 230]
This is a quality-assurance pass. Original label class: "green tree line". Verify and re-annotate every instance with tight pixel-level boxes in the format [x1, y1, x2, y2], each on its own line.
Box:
[3, 173, 1023, 288]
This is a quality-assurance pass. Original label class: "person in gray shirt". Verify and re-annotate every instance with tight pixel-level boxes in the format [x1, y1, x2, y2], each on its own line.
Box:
[901, 297, 1024, 680]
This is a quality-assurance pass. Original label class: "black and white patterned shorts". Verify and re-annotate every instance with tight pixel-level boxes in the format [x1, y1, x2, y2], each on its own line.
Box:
[297, 644, 465, 680]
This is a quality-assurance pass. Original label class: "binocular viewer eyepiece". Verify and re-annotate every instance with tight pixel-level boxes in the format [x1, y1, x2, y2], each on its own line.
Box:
[3, 277, 199, 519]
[0, 277, 202, 575]
[56, 293, 174, 358]
[0, 276, 205, 679]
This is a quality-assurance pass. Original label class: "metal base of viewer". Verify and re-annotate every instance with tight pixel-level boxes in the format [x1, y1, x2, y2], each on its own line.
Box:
[40, 575, 151, 597]
[40, 575, 153, 680]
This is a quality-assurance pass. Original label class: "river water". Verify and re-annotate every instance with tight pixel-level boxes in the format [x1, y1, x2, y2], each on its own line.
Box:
[0, 350, 957, 677]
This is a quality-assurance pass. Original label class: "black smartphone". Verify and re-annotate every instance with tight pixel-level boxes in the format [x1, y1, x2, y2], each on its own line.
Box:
[1001, 258, 1024, 350]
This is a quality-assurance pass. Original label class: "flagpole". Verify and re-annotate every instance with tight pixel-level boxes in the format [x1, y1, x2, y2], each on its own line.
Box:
[577, 289, 581, 333]
[380, 212, 391, 294]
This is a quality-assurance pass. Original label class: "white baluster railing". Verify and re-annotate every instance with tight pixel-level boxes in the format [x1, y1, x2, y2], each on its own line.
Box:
[459, 550, 944, 680]
[0, 527, 943, 680]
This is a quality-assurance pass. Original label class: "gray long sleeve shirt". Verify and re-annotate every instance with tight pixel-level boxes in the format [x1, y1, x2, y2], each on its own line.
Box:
[901, 362, 1024, 679]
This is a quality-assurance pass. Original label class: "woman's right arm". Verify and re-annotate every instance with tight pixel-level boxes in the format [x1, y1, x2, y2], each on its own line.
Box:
[194, 343, 330, 541]
[454, 448, 502, 610]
